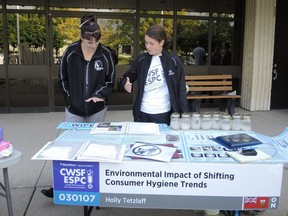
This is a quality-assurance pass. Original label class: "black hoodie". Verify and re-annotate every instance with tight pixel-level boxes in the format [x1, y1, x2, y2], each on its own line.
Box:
[120, 49, 189, 122]
[58, 40, 115, 117]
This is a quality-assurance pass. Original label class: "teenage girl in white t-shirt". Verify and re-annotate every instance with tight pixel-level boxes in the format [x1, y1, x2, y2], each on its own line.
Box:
[121, 25, 189, 125]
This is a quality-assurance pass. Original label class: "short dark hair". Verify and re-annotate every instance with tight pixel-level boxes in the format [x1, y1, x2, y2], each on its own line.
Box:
[80, 14, 101, 41]
[146, 25, 170, 48]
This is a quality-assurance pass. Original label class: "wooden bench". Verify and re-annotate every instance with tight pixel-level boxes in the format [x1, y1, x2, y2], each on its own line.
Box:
[185, 74, 241, 115]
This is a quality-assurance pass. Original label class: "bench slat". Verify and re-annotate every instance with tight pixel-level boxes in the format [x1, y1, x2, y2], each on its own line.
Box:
[185, 74, 232, 80]
[186, 81, 232, 86]
[187, 95, 241, 99]
[189, 86, 233, 91]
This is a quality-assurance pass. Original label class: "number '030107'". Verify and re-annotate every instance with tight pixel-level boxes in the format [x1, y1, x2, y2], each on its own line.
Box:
[58, 193, 96, 203]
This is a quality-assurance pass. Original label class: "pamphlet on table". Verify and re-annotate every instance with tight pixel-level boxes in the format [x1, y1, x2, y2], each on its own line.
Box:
[76, 141, 126, 163]
[227, 149, 271, 163]
[90, 121, 160, 135]
[31, 140, 126, 163]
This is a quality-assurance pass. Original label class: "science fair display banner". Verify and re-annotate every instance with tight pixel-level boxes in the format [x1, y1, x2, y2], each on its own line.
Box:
[53, 161, 100, 206]
[53, 160, 283, 210]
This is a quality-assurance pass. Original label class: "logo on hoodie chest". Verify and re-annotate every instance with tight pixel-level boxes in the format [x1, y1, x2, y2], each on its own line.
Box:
[94, 60, 104, 71]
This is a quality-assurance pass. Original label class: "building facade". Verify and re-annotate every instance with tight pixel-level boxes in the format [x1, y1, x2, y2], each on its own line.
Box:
[0, 0, 287, 113]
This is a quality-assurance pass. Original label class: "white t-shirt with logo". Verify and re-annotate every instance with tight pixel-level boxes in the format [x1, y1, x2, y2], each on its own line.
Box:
[140, 55, 171, 114]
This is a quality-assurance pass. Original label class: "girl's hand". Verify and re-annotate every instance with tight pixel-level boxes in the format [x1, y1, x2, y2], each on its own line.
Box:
[124, 77, 132, 93]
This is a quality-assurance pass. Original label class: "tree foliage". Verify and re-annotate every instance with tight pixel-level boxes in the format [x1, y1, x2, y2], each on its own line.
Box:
[52, 17, 79, 45]
[176, 19, 209, 55]
[1, 12, 234, 63]
[5, 13, 71, 53]
[100, 18, 134, 55]
[52, 17, 79, 55]
[7, 14, 46, 49]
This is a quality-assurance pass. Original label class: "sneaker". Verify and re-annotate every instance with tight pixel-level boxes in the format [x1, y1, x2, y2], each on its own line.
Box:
[41, 187, 54, 198]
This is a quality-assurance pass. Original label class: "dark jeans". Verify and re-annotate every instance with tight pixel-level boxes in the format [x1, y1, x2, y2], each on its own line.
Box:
[138, 111, 172, 125]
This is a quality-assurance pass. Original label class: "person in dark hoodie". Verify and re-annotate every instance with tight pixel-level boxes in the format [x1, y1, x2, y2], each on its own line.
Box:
[58, 14, 115, 123]
[41, 14, 115, 199]
[120, 25, 189, 125]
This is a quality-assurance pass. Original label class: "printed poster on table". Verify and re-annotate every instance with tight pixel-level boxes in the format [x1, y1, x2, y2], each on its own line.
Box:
[52, 160, 282, 210]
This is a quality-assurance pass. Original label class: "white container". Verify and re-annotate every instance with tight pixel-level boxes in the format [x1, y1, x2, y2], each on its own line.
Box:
[170, 112, 180, 130]
[180, 112, 191, 130]
[191, 112, 201, 129]
[201, 112, 212, 130]
[220, 113, 231, 130]
[241, 113, 252, 131]
[231, 113, 242, 130]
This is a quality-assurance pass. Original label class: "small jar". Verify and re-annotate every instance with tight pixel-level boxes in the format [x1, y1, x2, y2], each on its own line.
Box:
[170, 112, 180, 130]
[211, 112, 221, 130]
[241, 114, 252, 131]
[201, 112, 212, 130]
[231, 113, 242, 130]
[220, 113, 231, 131]
[180, 112, 191, 130]
[191, 112, 201, 130]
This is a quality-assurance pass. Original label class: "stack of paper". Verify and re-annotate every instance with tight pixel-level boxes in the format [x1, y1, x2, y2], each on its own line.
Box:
[90, 122, 160, 135]
[76, 141, 126, 163]
[31, 141, 84, 160]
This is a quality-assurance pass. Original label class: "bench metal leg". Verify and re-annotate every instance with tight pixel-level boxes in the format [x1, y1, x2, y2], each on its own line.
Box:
[191, 99, 201, 112]
[227, 98, 236, 116]
[219, 98, 227, 112]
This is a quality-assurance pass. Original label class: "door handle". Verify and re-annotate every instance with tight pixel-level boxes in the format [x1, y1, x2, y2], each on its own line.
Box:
[272, 64, 278, 80]
[272, 69, 278, 80]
